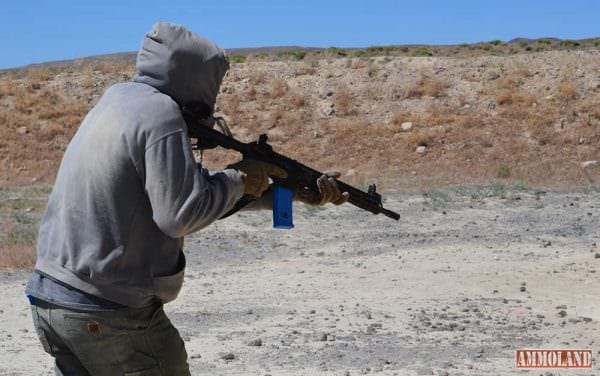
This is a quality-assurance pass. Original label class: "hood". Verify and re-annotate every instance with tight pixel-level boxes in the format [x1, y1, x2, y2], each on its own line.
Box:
[133, 21, 229, 112]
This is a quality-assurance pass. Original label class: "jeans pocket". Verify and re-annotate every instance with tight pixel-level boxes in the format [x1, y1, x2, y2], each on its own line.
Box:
[144, 308, 189, 373]
[30, 305, 53, 355]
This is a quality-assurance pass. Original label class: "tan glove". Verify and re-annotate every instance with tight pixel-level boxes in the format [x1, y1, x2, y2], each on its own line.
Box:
[228, 159, 288, 198]
[295, 172, 350, 206]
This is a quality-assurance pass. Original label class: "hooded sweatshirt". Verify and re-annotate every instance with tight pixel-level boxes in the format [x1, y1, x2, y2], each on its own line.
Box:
[30, 22, 244, 308]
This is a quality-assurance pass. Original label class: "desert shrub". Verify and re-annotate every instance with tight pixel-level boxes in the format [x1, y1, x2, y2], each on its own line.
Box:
[366, 46, 397, 55]
[560, 40, 580, 47]
[496, 90, 536, 106]
[278, 51, 306, 61]
[231, 55, 246, 64]
[391, 111, 417, 126]
[289, 93, 306, 108]
[453, 114, 484, 129]
[556, 81, 579, 101]
[489, 40, 504, 46]
[250, 70, 267, 85]
[367, 61, 379, 77]
[411, 47, 433, 57]
[497, 165, 511, 178]
[348, 59, 368, 69]
[328, 47, 347, 57]
[406, 128, 435, 148]
[269, 79, 289, 99]
[406, 76, 448, 98]
[352, 49, 368, 58]
[334, 89, 355, 116]
[293, 64, 316, 76]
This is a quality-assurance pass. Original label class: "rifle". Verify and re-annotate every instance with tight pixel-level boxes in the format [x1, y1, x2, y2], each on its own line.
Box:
[185, 115, 400, 228]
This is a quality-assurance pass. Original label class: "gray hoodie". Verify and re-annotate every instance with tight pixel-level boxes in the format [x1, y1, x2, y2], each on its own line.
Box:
[33, 22, 245, 308]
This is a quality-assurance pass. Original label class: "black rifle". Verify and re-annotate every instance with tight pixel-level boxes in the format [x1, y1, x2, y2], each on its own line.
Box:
[186, 119, 400, 221]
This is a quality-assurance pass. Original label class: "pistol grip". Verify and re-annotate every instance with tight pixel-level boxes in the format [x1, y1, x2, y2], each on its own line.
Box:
[272, 186, 294, 229]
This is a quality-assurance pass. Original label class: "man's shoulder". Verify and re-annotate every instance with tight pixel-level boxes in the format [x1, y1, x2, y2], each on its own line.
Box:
[106, 82, 179, 109]
[100, 82, 184, 129]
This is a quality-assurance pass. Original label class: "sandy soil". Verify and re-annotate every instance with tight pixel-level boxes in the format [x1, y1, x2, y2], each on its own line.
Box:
[1, 188, 599, 375]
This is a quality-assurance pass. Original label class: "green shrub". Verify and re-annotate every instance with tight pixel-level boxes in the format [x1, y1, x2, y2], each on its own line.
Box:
[560, 40, 580, 47]
[230, 55, 246, 63]
[328, 47, 347, 57]
[497, 165, 511, 178]
[278, 50, 306, 60]
[251, 52, 268, 60]
[411, 46, 433, 57]
[352, 49, 368, 57]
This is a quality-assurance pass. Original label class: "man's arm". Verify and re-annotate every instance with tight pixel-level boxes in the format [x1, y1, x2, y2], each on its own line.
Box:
[144, 130, 245, 238]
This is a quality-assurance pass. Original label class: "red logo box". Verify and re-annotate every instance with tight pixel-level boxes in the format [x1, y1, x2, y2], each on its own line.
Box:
[516, 350, 592, 368]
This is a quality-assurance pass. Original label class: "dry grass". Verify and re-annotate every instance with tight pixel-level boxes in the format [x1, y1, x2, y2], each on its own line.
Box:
[406, 75, 448, 98]
[1, 51, 599, 197]
[556, 81, 579, 102]
[269, 79, 289, 99]
[496, 89, 536, 106]
[0, 243, 36, 270]
[288, 92, 307, 108]
[334, 88, 356, 116]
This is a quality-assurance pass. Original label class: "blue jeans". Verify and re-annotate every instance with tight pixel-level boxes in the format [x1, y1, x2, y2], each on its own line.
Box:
[30, 300, 190, 375]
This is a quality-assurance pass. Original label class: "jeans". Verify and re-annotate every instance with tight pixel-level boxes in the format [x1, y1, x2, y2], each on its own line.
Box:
[30, 300, 190, 375]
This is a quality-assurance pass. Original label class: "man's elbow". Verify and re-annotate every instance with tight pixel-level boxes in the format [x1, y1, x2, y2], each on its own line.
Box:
[153, 214, 188, 239]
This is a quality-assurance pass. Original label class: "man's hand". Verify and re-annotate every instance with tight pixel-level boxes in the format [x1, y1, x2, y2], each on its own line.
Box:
[228, 159, 287, 198]
[295, 172, 350, 206]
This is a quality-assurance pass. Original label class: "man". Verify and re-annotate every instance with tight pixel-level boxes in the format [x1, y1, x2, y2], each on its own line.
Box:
[25, 22, 347, 375]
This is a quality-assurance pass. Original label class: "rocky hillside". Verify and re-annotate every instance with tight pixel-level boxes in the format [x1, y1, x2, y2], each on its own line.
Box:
[0, 44, 599, 191]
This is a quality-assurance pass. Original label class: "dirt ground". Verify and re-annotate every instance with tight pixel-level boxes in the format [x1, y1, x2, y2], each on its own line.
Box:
[1, 188, 598, 375]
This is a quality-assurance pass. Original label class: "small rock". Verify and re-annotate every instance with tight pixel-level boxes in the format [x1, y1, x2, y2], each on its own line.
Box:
[16, 126, 28, 135]
[594, 253, 600, 259]
[400, 122, 413, 131]
[555, 305, 567, 309]
[248, 338, 263, 347]
[345, 169, 356, 177]
[557, 310, 567, 318]
[416, 146, 427, 154]
[520, 286, 527, 292]
[220, 353, 235, 361]
[581, 160, 598, 168]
